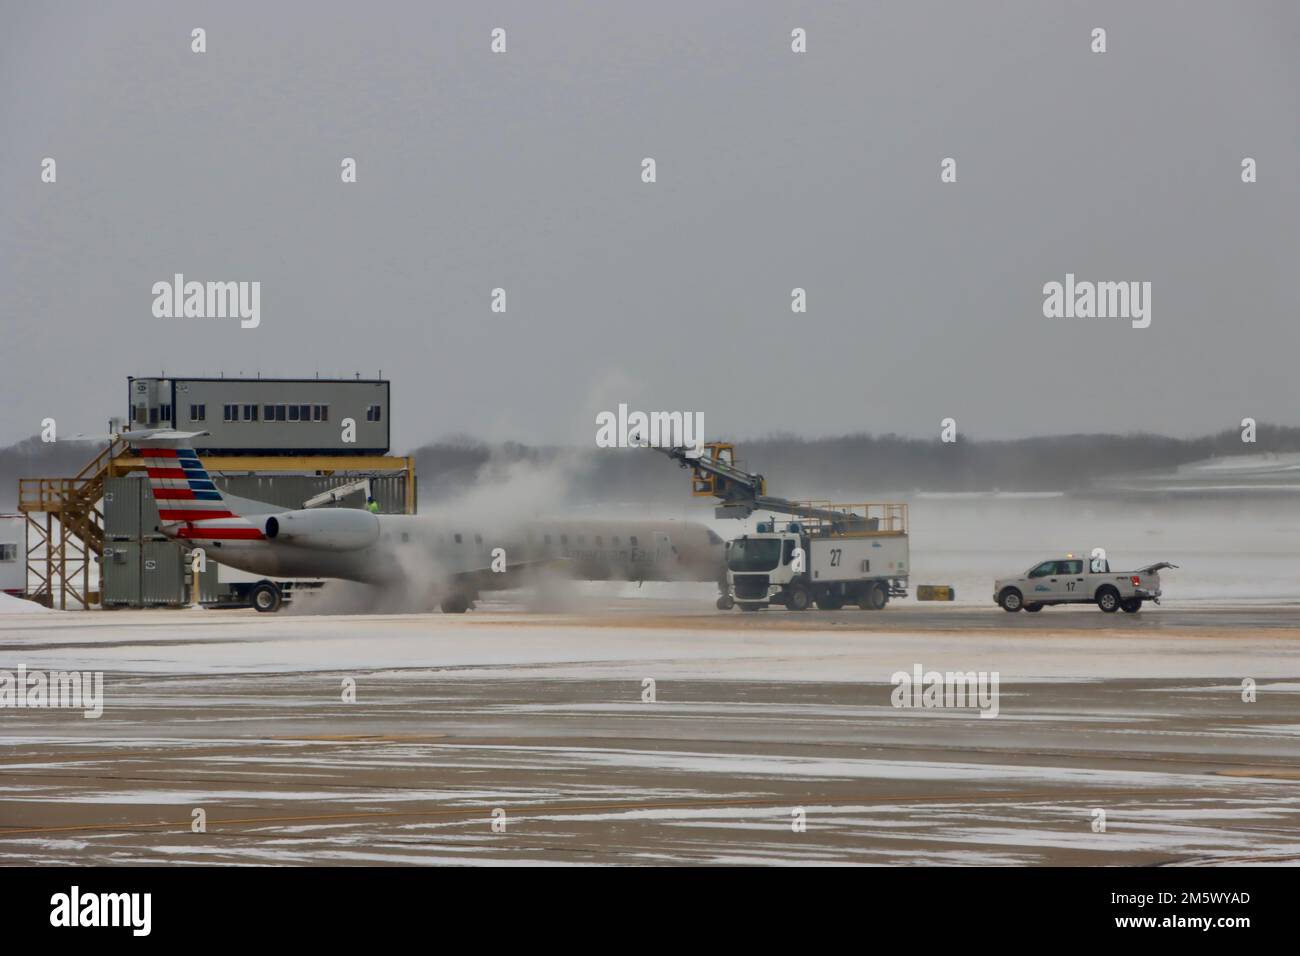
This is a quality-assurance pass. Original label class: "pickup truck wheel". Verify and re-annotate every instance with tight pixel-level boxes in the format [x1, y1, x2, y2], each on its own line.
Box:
[715, 595, 735, 611]
[250, 582, 282, 613]
[1120, 598, 1143, 613]
[1024, 603, 1043, 612]
[786, 586, 811, 612]
[998, 588, 1023, 612]
[858, 584, 887, 610]
[1096, 586, 1120, 613]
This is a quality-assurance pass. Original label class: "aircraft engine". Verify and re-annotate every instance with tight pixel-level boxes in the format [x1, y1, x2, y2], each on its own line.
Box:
[263, 508, 380, 550]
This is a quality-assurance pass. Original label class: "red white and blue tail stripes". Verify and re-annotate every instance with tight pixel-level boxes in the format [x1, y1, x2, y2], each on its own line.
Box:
[135, 438, 264, 541]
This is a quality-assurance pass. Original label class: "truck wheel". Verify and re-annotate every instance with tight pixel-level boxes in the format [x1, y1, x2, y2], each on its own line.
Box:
[250, 582, 282, 613]
[1120, 598, 1143, 613]
[816, 593, 844, 611]
[786, 586, 811, 612]
[440, 593, 471, 614]
[1024, 603, 1043, 613]
[998, 588, 1023, 612]
[716, 594, 735, 611]
[859, 584, 887, 611]
[1096, 586, 1120, 613]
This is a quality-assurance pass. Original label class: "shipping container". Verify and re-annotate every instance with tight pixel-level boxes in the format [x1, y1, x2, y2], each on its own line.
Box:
[141, 540, 188, 606]
[101, 541, 141, 607]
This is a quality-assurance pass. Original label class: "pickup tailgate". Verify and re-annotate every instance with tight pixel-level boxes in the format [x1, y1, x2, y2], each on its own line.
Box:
[1131, 561, 1177, 598]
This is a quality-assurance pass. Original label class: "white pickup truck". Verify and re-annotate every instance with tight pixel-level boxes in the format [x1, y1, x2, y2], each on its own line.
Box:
[994, 554, 1174, 613]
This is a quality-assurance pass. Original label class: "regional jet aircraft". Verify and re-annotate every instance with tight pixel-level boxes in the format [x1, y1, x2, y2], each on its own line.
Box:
[125, 430, 724, 612]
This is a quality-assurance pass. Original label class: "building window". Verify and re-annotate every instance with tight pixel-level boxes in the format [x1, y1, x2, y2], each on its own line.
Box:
[366, 404, 382, 422]
[299, 404, 311, 421]
[190, 404, 206, 422]
[629, 536, 638, 547]
[313, 405, 328, 422]
[159, 403, 172, 421]
[0, 543, 16, 562]
[242, 404, 258, 422]
[288, 405, 300, 422]
[223, 404, 238, 423]
[454, 533, 463, 544]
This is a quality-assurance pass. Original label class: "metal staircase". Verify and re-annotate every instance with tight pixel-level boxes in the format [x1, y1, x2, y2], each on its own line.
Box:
[17, 438, 125, 608]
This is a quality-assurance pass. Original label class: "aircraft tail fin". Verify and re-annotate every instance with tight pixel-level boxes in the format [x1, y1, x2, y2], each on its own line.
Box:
[124, 429, 239, 524]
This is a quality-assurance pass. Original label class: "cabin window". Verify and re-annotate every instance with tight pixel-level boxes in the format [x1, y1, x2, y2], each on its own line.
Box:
[629, 536, 638, 547]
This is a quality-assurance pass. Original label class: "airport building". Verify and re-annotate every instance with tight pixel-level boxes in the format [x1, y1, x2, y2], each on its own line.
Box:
[128, 376, 390, 454]
[18, 374, 415, 609]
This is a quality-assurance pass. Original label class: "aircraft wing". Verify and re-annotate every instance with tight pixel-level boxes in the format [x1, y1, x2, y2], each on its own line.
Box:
[449, 557, 575, 593]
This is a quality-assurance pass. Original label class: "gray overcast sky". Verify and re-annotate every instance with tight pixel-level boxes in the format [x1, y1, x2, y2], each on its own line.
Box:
[2, 0, 1298, 451]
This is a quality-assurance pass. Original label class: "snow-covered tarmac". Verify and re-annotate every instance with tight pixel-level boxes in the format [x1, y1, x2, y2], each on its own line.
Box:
[1, 599, 1297, 865]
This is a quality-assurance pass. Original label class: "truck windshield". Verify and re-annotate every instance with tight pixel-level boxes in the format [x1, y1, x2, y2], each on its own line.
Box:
[727, 538, 781, 572]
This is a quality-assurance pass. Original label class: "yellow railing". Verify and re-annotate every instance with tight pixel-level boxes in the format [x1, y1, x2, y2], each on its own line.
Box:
[789, 502, 908, 537]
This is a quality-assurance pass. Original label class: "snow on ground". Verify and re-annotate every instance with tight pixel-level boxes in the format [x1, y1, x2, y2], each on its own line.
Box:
[0, 592, 54, 614]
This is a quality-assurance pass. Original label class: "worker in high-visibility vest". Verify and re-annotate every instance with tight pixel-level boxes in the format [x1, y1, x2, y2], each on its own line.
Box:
[366, 496, 380, 514]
